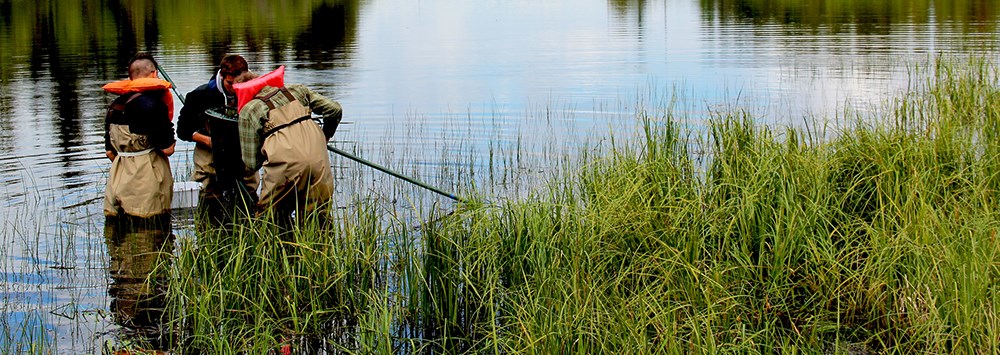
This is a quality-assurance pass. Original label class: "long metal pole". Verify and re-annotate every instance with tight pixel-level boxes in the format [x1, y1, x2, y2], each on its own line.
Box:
[327, 144, 466, 203]
[155, 63, 186, 105]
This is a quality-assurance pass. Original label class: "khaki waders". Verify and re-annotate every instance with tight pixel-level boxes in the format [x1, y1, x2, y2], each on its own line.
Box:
[255, 88, 334, 217]
[104, 124, 173, 218]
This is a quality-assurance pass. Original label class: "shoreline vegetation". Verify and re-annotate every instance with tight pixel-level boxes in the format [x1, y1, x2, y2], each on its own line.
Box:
[8, 56, 1000, 353]
[156, 56, 1000, 354]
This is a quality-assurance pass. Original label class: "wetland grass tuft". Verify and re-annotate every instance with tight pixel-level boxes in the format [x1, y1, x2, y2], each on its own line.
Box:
[162, 201, 386, 353]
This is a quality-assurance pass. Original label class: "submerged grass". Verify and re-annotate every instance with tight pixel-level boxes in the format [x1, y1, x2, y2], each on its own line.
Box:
[141, 56, 1000, 353]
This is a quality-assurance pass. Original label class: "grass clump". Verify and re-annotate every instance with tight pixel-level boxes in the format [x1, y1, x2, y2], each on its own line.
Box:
[413, 56, 1000, 353]
[161, 202, 384, 353]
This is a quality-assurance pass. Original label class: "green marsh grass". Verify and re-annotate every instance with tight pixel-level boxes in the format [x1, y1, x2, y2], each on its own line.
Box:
[137, 57, 1000, 353]
[162, 201, 385, 353]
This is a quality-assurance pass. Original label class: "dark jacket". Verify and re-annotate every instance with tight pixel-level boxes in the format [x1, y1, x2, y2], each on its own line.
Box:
[177, 76, 231, 143]
[177, 75, 247, 183]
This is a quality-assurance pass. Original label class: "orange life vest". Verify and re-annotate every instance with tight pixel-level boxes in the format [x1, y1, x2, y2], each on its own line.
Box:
[102, 78, 175, 120]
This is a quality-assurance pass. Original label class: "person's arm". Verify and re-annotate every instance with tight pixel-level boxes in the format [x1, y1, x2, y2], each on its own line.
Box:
[177, 86, 212, 148]
[160, 142, 176, 156]
[191, 132, 212, 148]
[238, 101, 266, 173]
[295, 85, 343, 139]
[104, 115, 116, 161]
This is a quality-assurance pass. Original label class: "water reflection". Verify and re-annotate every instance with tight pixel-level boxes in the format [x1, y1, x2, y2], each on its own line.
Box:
[103, 214, 174, 349]
[699, 0, 1000, 33]
[0, 0, 360, 91]
[106, 0, 147, 66]
[609, 0, 648, 28]
[292, 3, 358, 70]
[51, 61, 86, 183]
[28, 26, 84, 187]
[0, 86, 12, 155]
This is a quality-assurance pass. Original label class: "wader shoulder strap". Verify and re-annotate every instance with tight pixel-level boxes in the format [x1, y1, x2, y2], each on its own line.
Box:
[106, 92, 144, 122]
[257, 88, 297, 110]
[258, 87, 311, 138]
[108, 92, 143, 113]
[262, 115, 315, 139]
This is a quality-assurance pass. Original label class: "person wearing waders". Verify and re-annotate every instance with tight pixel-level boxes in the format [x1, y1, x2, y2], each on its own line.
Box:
[233, 69, 342, 227]
[103, 52, 177, 220]
[102, 52, 176, 345]
[176, 54, 259, 227]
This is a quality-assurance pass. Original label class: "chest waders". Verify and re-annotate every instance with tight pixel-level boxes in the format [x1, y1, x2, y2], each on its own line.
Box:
[255, 88, 334, 217]
[104, 93, 173, 218]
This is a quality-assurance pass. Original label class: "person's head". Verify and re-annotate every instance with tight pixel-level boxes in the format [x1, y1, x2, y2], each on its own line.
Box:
[219, 54, 249, 94]
[127, 52, 158, 80]
[232, 71, 259, 85]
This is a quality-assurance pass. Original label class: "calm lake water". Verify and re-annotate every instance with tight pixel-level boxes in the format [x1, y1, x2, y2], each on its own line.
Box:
[1, 0, 998, 352]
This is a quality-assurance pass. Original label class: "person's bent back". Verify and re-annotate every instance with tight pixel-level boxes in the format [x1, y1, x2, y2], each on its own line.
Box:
[234, 71, 343, 224]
